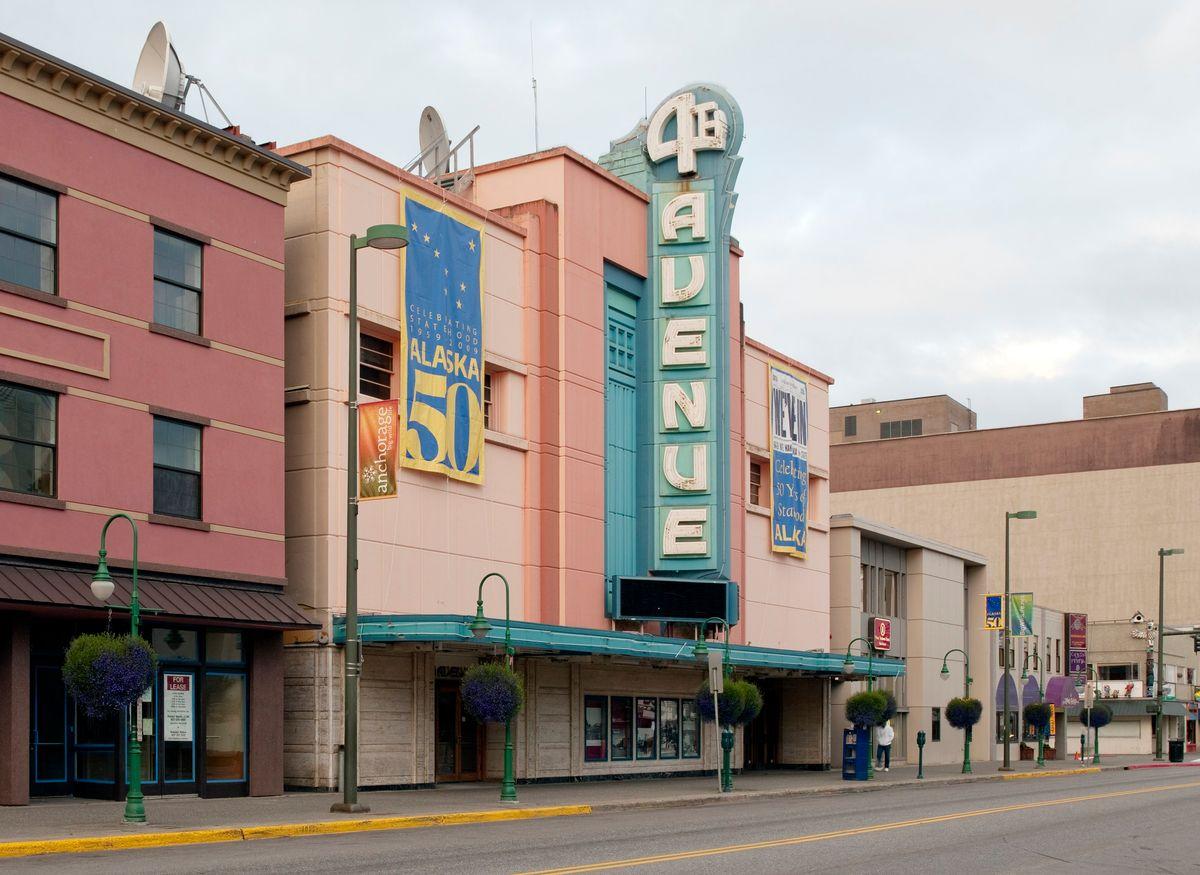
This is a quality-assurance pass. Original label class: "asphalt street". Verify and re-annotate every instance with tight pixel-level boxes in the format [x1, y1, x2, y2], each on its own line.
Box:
[8, 768, 1199, 874]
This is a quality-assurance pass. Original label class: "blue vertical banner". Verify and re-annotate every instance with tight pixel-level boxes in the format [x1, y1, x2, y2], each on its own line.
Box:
[401, 197, 485, 483]
[769, 363, 808, 558]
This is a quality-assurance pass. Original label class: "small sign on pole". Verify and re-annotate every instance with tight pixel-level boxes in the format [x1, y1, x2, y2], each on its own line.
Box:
[871, 617, 892, 651]
[708, 650, 724, 693]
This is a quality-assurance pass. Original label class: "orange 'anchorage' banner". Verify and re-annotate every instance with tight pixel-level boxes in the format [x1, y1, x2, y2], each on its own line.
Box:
[358, 399, 399, 500]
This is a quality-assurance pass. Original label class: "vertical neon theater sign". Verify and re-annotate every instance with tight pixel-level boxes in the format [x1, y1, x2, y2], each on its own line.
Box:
[645, 85, 742, 577]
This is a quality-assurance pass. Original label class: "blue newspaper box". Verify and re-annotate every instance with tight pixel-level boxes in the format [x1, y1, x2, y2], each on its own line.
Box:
[842, 727, 870, 781]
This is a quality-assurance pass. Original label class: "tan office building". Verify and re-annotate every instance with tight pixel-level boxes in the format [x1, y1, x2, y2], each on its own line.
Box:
[831, 394, 976, 444]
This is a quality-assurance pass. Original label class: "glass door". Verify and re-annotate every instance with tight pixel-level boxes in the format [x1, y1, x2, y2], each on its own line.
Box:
[30, 664, 68, 796]
[72, 702, 120, 799]
[202, 671, 247, 797]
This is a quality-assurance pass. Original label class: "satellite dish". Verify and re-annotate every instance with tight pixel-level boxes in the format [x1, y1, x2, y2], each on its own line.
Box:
[418, 106, 451, 177]
[133, 21, 187, 111]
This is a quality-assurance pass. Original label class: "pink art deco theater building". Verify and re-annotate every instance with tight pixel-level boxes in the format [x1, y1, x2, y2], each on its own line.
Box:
[0, 32, 311, 805]
[279, 84, 902, 790]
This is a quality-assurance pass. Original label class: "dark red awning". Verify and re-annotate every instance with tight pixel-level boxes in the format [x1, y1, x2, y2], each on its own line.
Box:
[0, 559, 315, 629]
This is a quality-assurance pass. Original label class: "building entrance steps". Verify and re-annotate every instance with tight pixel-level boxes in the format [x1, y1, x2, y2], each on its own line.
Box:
[0, 756, 1154, 856]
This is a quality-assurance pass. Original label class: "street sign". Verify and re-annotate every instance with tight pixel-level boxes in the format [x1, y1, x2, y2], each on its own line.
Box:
[1010, 592, 1034, 637]
[984, 594, 1004, 630]
[1084, 681, 1094, 708]
[707, 650, 724, 693]
[871, 616, 892, 651]
[1069, 648, 1087, 686]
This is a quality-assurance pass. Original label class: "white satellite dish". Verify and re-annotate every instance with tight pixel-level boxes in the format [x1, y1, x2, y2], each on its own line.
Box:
[418, 106, 452, 177]
[132, 21, 187, 111]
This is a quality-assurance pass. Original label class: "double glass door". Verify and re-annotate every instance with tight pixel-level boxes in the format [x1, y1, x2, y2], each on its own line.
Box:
[435, 680, 485, 782]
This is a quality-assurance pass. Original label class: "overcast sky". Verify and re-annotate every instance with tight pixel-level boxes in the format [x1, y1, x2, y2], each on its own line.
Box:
[8, 2, 1199, 427]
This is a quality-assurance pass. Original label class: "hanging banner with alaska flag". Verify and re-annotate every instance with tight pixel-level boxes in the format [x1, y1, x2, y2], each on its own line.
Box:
[769, 363, 809, 558]
[401, 196, 484, 484]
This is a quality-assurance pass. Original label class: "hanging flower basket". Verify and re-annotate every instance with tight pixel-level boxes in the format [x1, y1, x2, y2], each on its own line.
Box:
[1024, 702, 1053, 733]
[696, 679, 749, 725]
[461, 662, 525, 724]
[62, 633, 156, 718]
[880, 690, 898, 723]
[946, 697, 983, 730]
[735, 680, 764, 726]
[1080, 703, 1113, 729]
[845, 690, 888, 728]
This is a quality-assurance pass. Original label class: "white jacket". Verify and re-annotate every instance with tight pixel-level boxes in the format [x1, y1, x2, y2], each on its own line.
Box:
[876, 723, 895, 746]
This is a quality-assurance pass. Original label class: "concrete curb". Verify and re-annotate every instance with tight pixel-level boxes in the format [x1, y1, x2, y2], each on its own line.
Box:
[0, 805, 592, 859]
[1125, 762, 1200, 770]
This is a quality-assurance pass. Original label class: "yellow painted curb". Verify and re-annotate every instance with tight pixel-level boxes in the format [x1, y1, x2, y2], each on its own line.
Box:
[0, 804, 592, 859]
[1001, 767, 1101, 780]
[242, 805, 593, 840]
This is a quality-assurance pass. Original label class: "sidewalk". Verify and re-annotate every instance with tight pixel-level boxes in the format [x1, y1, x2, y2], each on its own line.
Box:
[0, 756, 1148, 850]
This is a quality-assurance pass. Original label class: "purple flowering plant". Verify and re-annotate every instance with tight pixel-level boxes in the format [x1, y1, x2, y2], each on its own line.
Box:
[461, 662, 525, 723]
[62, 633, 157, 717]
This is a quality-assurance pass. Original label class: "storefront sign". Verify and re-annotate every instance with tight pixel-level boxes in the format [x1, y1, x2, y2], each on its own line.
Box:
[1069, 649, 1087, 686]
[871, 617, 892, 652]
[1068, 612, 1088, 650]
[984, 593, 1004, 630]
[163, 673, 193, 742]
[769, 364, 808, 558]
[643, 84, 742, 576]
[401, 196, 485, 484]
[358, 399, 399, 500]
[1009, 592, 1034, 637]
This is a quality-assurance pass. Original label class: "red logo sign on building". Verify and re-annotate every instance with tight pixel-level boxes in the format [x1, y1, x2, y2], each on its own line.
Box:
[871, 617, 892, 652]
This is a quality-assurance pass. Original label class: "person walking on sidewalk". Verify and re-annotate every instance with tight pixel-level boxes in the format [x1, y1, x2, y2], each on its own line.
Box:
[876, 720, 895, 771]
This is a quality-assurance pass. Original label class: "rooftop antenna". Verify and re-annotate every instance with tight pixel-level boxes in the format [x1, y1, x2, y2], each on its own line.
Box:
[132, 21, 234, 128]
[530, 21, 539, 151]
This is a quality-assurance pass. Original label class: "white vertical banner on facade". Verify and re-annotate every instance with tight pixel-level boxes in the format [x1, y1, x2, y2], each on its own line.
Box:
[769, 363, 808, 558]
[163, 673, 193, 742]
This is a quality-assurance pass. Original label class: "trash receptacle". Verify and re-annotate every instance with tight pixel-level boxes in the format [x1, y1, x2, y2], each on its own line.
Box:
[1169, 739, 1184, 763]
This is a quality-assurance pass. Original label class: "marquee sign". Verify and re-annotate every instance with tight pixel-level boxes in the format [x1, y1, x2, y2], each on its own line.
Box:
[646, 84, 742, 574]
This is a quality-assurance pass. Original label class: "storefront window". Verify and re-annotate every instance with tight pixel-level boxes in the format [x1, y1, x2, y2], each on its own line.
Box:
[205, 673, 246, 781]
[996, 711, 1018, 744]
[584, 695, 608, 762]
[152, 628, 199, 662]
[659, 699, 680, 758]
[635, 697, 657, 760]
[611, 697, 632, 761]
[74, 705, 118, 782]
[681, 700, 701, 758]
[931, 707, 941, 742]
[205, 631, 243, 664]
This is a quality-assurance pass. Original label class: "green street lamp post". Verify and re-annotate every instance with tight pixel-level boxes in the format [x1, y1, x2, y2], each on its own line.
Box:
[843, 637, 878, 778]
[1155, 547, 1185, 761]
[692, 617, 734, 792]
[468, 572, 518, 802]
[1002, 509, 1037, 771]
[335, 224, 409, 815]
[89, 513, 146, 824]
[940, 648, 973, 773]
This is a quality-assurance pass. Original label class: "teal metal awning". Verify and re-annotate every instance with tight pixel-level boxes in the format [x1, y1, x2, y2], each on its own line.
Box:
[333, 614, 905, 677]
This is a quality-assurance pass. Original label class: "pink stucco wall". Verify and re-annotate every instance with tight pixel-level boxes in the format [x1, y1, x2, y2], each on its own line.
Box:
[0, 93, 287, 581]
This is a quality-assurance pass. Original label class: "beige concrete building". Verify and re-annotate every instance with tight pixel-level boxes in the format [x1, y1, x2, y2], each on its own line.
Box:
[831, 394, 975, 444]
[831, 392, 1200, 756]
[829, 515, 988, 767]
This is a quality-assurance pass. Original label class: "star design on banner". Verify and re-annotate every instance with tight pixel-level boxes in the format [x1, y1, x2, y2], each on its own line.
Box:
[444, 268, 449, 276]
[468, 239, 476, 252]
[423, 233, 431, 244]
[459, 282, 466, 292]
[434, 249, 440, 258]
[411, 222, 418, 232]
[456, 299, 463, 310]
